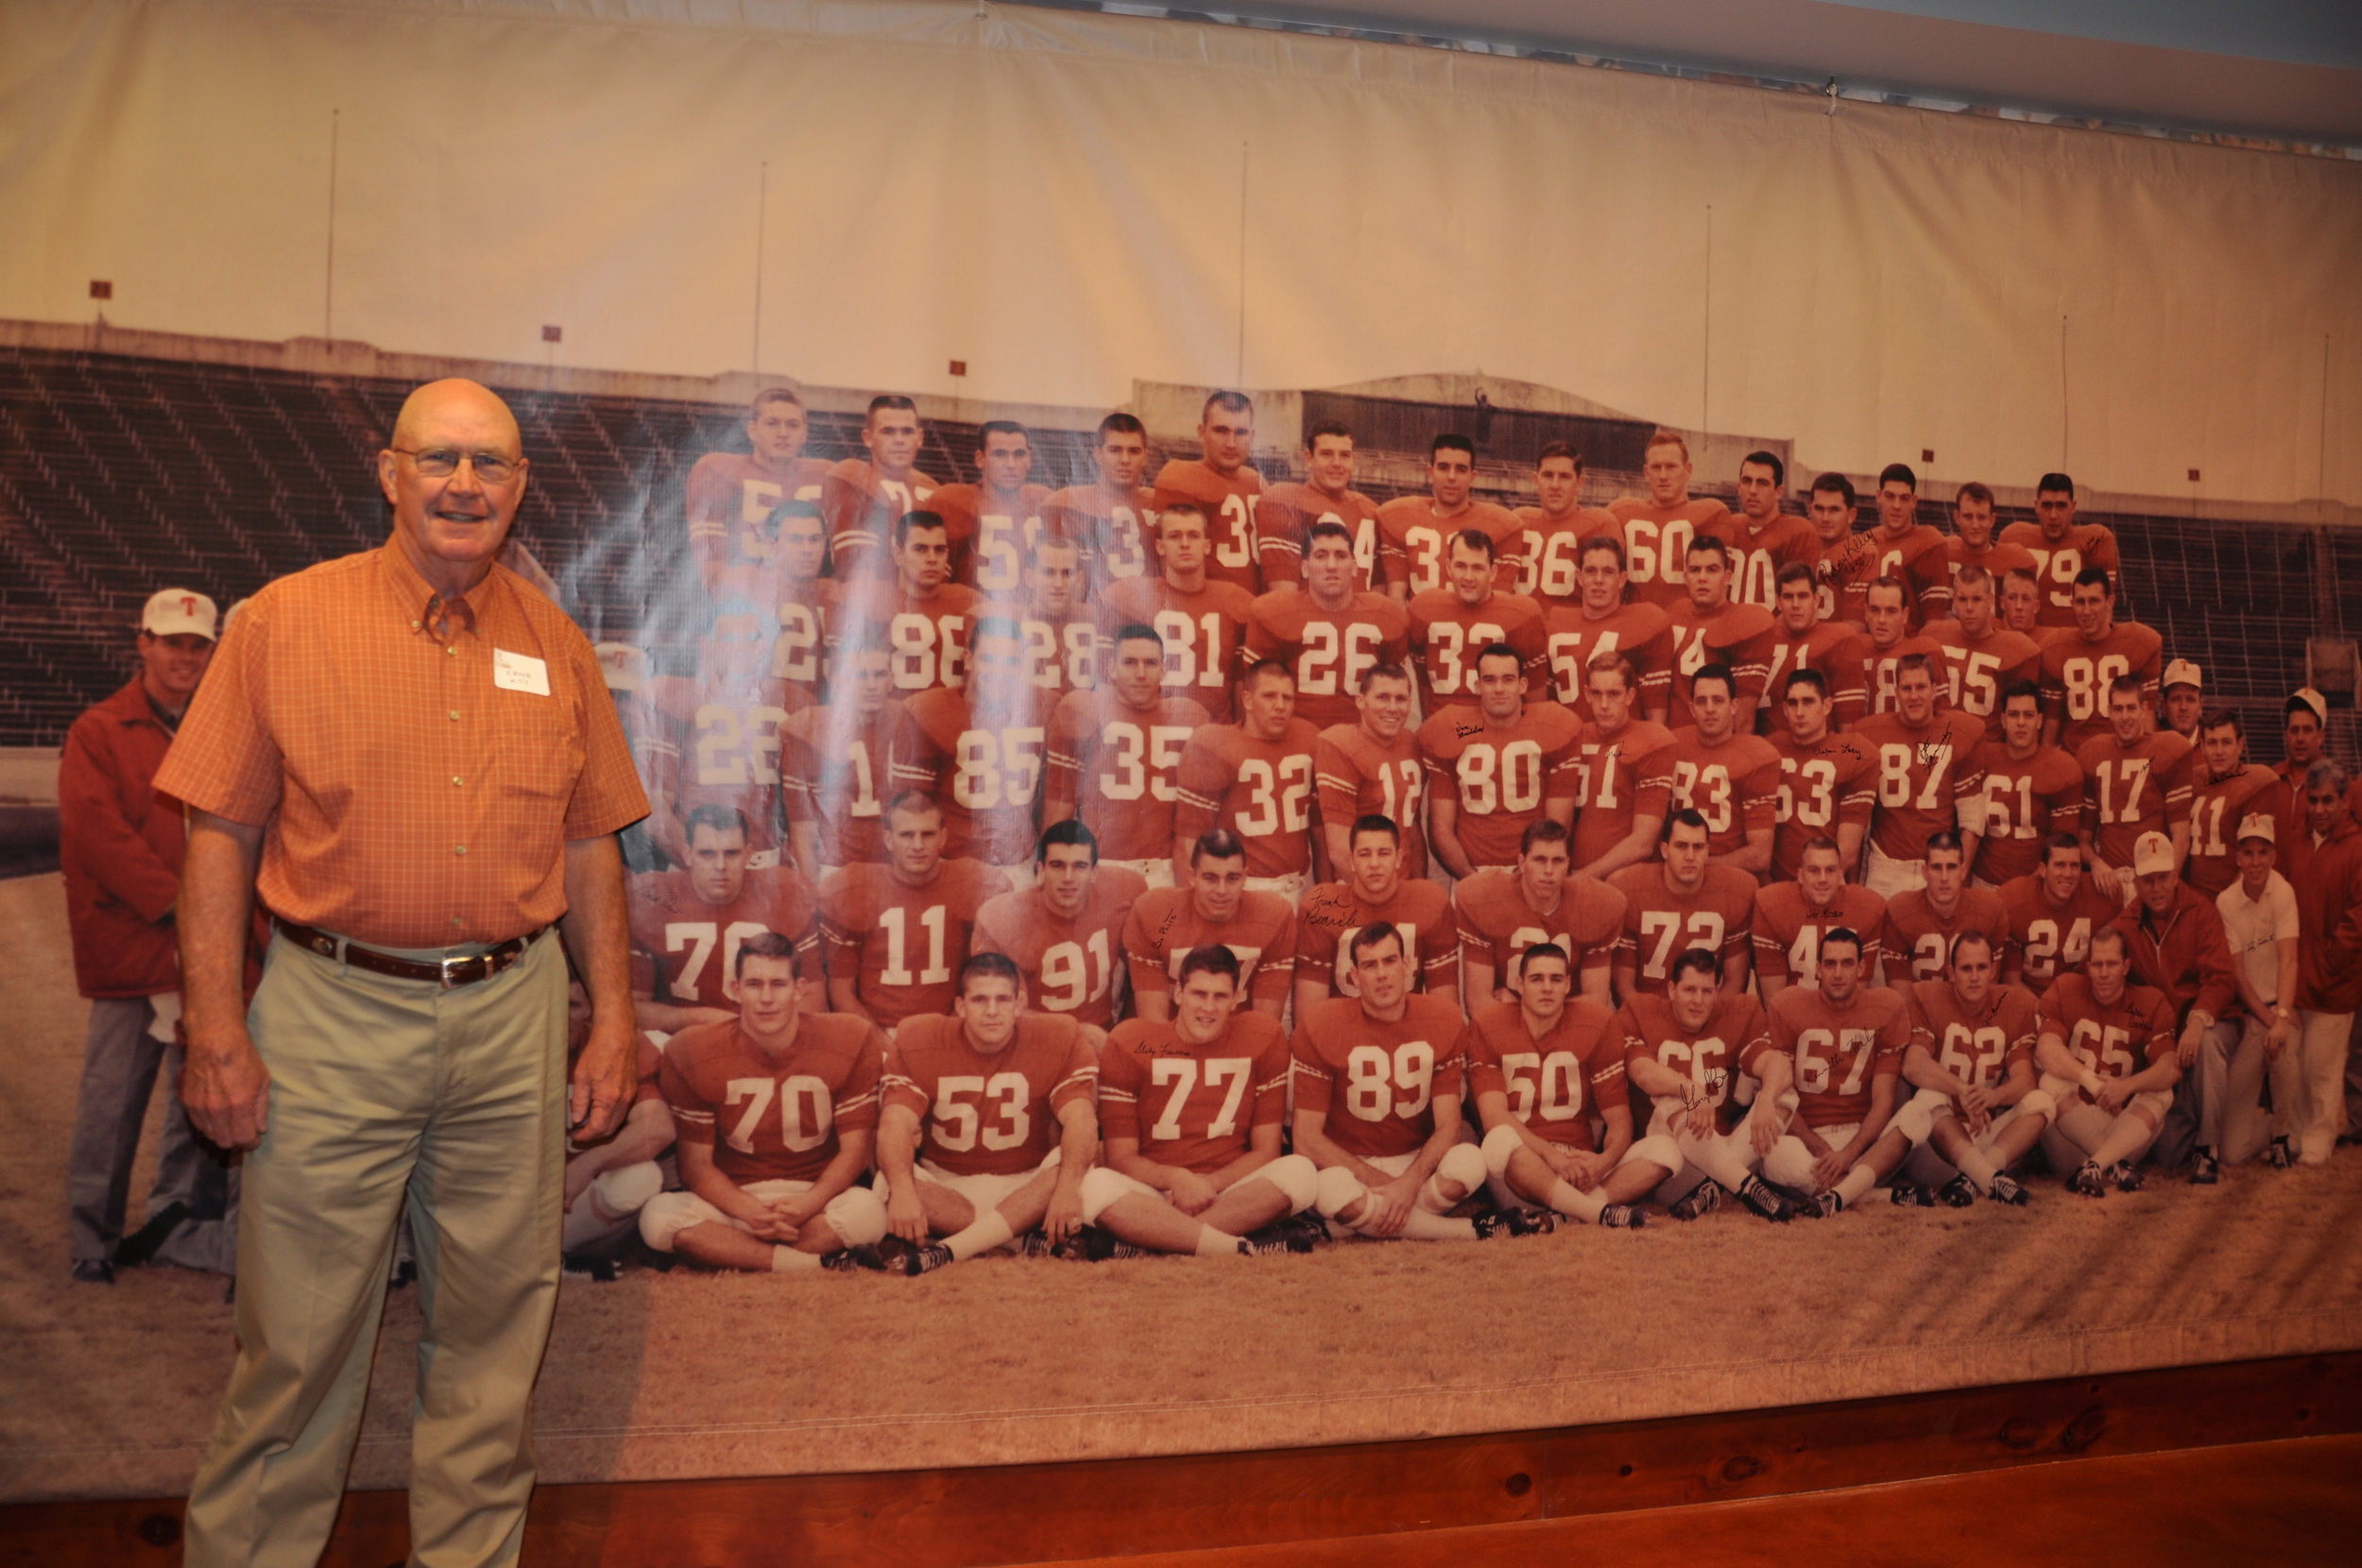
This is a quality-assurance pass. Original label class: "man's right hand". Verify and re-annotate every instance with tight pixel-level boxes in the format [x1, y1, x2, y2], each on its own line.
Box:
[1360, 1174, 1420, 1236]
[885, 1181, 929, 1246]
[182, 1023, 271, 1150]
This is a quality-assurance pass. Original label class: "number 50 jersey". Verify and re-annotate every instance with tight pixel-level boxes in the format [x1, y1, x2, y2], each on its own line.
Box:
[883, 1013, 1099, 1177]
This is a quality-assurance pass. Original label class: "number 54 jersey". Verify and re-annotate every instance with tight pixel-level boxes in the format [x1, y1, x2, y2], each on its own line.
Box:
[1291, 994, 1469, 1161]
[883, 1013, 1100, 1177]
[659, 1013, 885, 1185]
[1098, 1011, 1292, 1173]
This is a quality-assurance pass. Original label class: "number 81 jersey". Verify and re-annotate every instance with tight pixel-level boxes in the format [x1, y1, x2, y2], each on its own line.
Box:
[883, 1014, 1099, 1177]
[1291, 994, 1469, 1160]
[1098, 1011, 1292, 1173]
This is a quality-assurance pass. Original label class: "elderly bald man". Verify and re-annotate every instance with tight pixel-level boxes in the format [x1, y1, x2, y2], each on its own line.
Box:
[158, 379, 649, 1568]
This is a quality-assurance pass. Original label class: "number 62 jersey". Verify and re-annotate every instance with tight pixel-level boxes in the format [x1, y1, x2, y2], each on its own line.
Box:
[882, 1013, 1100, 1176]
[1291, 994, 1468, 1160]
[1904, 979, 2040, 1094]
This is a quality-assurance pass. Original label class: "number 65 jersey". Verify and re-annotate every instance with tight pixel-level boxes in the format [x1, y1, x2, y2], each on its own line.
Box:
[883, 1014, 1099, 1177]
[2034, 972, 2176, 1085]
[659, 1013, 885, 1185]
[1291, 994, 1468, 1160]
[1098, 1011, 1292, 1173]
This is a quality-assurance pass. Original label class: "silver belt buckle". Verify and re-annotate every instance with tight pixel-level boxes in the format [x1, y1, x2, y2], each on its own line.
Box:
[440, 954, 476, 990]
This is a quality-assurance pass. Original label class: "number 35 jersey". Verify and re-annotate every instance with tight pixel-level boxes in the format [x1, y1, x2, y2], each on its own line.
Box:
[1291, 994, 1469, 1161]
[1043, 689, 1211, 862]
[1098, 1011, 1292, 1173]
[659, 1013, 885, 1185]
[971, 867, 1150, 1027]
[883, 1013, 1099, 1177]
[817, 860, 1013, 1031]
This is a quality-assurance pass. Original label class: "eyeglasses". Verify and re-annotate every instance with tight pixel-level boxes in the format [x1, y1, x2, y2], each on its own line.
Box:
[391, 447, 522, 484]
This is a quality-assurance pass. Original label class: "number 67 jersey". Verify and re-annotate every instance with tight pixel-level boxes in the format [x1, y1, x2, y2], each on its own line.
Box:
[1098, 1011, 1292, 1172]
[1291, 994, 1469, 1160]
[882, 1014, 1100, 1177]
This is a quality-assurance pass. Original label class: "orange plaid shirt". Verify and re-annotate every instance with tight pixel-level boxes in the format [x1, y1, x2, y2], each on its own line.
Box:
[154, 544, 648, 949]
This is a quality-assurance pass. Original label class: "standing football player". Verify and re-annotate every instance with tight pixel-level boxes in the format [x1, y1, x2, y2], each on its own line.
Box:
[1257, 419, 1382, 591]
[2041, 567, 2163, 756]
[823, 394, 944, 579]
[628, 805, 822, 1036]
[780, 639, 903, 880]
[1751, 838, 1889, 1000]
[1567, 654, 1676, 882]
[1099, 502, 1257, 720]
[2077, 674, 2194, 902]
[684, 388, 831, 593]
[1542, 536, 1674, 707]
[1766, 669, 1875, 882]
[1514, 442, 1620, 608]
[1963, 680, 2083, 891]
[1657, 663, 1781, 877]
[1378, 434, 1524, 601]
[1173, 659, 1322, 898]
[1152, 390, 1265, 594]
[927, 420, 1051, 599]
[1608, 811, 1759, 997]
[2000, 472, 2122, 631]
[1420, 643, 1583, 878]
[1881, 831, 2010, 986]
[2000, 833, 2124, 995]
[1408, 530, 1550, 710]
[834, 510, 979, 698]
[1042, 622, 1209, 888]
[1725, 451, 1821, 613]
[1315, 663, 1429, 879]
[1642, 536, 1774, 731]
[1243, 520, 1411, 732]
[1042, 412, 1157, 595]
[1851, 653, 1987, 896]
[890, 615, 1063, 886]
[1608, 431, 1733, 611]
[973, 822, 1148, 1029]
[1920, 563, 2041, 744]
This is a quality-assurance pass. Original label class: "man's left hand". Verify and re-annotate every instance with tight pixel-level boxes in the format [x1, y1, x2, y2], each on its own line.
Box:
[569, 1018, 636, 1140]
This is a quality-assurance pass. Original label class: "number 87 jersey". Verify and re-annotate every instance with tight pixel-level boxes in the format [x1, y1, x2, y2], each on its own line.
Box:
[1098, 1012, 1292, 1173]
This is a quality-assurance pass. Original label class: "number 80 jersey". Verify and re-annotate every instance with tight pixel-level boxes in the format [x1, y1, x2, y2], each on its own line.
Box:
[883, 1014, 1099, 1177]
[1098, 1011, 1292, 1173]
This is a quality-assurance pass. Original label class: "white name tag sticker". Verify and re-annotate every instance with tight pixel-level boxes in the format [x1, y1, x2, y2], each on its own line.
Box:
[492, 649, 551, 696]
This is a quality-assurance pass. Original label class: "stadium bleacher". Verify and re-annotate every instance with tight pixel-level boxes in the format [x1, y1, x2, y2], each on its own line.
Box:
[0, 343, 2351, 771]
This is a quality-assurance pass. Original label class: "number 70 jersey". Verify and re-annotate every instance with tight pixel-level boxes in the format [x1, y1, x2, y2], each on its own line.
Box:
[1097, 1011, 1292, 1173]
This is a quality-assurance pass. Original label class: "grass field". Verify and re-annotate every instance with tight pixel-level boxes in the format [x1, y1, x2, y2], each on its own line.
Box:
[5, 872, 2358, 1504]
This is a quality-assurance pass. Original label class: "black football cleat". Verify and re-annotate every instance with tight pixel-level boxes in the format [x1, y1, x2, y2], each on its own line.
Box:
[1597, 1203, 1645, 1229]
[1809, 1192, 1842, 1219]
[1889, 1183, 1926, 1207]
[560, 1253, 618, 1283]
[1988, 1174, 2029, 1206]
[2265, 1136, 2294, 1171]
[1285, 1214, 1334, 1248]
[822, 1245, 883, 1272]
[70, 1259, 115, 1286]
[2110, 1160, 2146, 1193]
[1242, 1224, 1315, 1255]
[2070, 1161, 2108, 1199]
[894, 1242, 957, 1276]
[1473, 1206, 1556, 1238]
[1935, 1175, 1979, 1208]
[1668, 1183, 1722, 1221]
[1735, 1175, 1795, 1223]
[2189, 1150, 2220, 1185]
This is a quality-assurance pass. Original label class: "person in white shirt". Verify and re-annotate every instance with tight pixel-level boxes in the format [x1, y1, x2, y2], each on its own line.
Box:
[2209, 813, 2302, 1172]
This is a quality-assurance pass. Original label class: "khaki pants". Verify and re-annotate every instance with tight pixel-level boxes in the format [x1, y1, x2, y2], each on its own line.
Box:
[183, 929, 569, 1568]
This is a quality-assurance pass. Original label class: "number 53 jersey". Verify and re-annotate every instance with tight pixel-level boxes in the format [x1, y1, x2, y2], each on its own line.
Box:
[1291, 994, 1469, 1161]
[1098, 1011, 1292, 1173]
[659, 1013, 885, 1185]
[883, 1013, 1100, 1177]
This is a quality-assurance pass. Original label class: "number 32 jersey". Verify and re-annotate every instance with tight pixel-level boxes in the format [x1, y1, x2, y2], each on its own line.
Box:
[883, 1014, 1099, 1177]
[1174, 720, 1325, 879]
[1292, 994, 1469, 1160]
[1097, 1011, 1292, 1174]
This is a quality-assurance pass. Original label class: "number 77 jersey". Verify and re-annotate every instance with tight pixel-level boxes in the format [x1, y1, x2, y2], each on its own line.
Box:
[1098, 1012, 1292, 1173]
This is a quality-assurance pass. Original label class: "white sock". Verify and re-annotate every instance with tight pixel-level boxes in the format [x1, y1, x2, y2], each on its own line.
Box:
[1398, 1209, 1479, 1241]
[772, 1245, 819, 1272]
[1194, 1226, 1245, 1257]
[944, 1212, 1015, 1261]
[1956, 1147, 2000, 1190]
[1835, 1163, 1879, 1206]
[1547, 1179, 1606, 1222]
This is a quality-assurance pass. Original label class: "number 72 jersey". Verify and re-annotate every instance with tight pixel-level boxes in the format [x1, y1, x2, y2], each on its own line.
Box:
[1097, 1011, 1292, 1173]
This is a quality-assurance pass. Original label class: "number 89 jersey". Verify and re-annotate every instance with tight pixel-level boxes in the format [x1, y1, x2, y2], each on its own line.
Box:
[1904, 979, 2040, 1094]
[882, 1014, 1099, 1177]
[1098, 1012, 1292, 1173]
[1291, 995, 1469, 1160]
[659, 1013, 885, 1185]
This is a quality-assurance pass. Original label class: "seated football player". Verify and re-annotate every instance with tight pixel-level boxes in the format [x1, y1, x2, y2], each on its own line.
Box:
[1123, 830, 1297, 1023]
[818, 791, 1012, 1037]
[1897, 929, 2051, 1207]
[1293, 925, 1548, 1242]
[637, 934, 890, 1273]
[1454, 818, 1624, 1009]
[875, 954, 1100, 1273]
[2000, 831, 2122, 995]
[1751, 836, 1889, 1001]
[1468, 943, 1675, 1228]
[2033, 926, 2182, 1197]
[1295, 814, 1456, 1021]
[1043, 622, 1208, 889]
[1618, 946, 1799, 1221]
[1084, 946, 1318, 1257]
[974, 821, 1147, 1029]
[1315, 662, 1429, 878]
[560, 976, 674, 1270]
[1419, 641, 1583, 878]
[628, 804, 822, 1039]
[1760, 929, 1924, 1217]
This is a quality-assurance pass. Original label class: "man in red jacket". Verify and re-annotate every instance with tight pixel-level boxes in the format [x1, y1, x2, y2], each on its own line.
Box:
[2107, 831, 2239, 1178]
[61, 589, 233, 1282]
[2290, 759, 2362, 1162]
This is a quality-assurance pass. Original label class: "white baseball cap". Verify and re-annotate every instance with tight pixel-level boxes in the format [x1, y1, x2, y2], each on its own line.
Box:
[141, 588, 218, 640]
[2162, 659, 2201, 691]
[2131, 830, 2177, 878]
[2235, 812, 2275, 844]
[2288, 687, 2330, 726]
[594, 641, 647, 693]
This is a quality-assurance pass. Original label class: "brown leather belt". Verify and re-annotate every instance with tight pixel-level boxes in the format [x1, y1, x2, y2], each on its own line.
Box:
[272, 915, 549, 989]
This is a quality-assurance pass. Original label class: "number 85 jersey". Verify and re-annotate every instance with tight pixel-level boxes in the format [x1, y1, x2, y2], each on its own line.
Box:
[1098, 1011, 1292, 1173]
[883, 1014, 1099, 1177]
[1291, 994, 1469, 1160]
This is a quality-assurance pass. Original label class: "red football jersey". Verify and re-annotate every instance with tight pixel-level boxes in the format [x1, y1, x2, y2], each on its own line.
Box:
[1906, 979, 2041, 1092]
[1999, 520, 2122, 628]
[659, 1013, 884, 1185]
[1017, 608, 1101, 696]
[685, 452, 831, 591]
[1097, 1011, 1292, 1172]
[1043, 688, 1210, 863]
[644, 671, 799, 861]
[1407, 588, 1550, 707]
[971, 868, 1147, 1026]
[1607, 498, 1733, 609]
[889, 685, 1064, 866]
[1510, 505, 1623, 606]
[1815, 530, 1889, 628]
[1969, 741, 2085, 886]
[1314, 722, 1429, 878]
[1750, 881, 1891, 989]
[833, 580, 979, 696]
[1256, 482, 1383, 590]
[1766, 728, 1877, 882]
[1242, 589, 1412, 731]
[2041, 621, 2165, 755]
[822, 458, 945, 580]
[779, 699, 900, 869]
[1173, 721, 1323, 878]
[1417, 702, 1583, 870]
[2077, 730, 2194, 871]
[816, 860, 1012, 1030]
[1098, 574, 1257, 718]
[2036, 972, 2177, 1080]
[1920, 621, 2042, 742]
[751, 576, 839, 714]
[1762, 620, 1864, 729]
[1151, 458, 1265, 594]
[1121, 887, 1299, 1011]
[1725, 513, 1823, 611]
[882, 1014, 1098, 1177]
[925, 481, 1053, 599]
[1768, 983, 1910, 1130]
[1291, 994, 1469, 1160]
[1850, 709, 1988, 862]
[1462, 997, 1626, 1150]
[1607, 863, 1759, 996]
[1377, 498, 1524, 597]
[1647, 602, 1776, 729]
[1660, 726, 1782, 860]
[1943, 537, 2039, 588]
[1616, 991, 1772, 1123]
[1041, 482, 1156, 594]
[1858, 523, 1954, 629]
[628, 865, 823, 1007]
[1882, 886, 2009, 984]
[2184, 762, 2280, 897]
[1295, 878, 1457, 999]
[1855, 635, 1959, 724]
[1567, 718, 1677, 870]
[1999, 872, 2123, 992]
[1452, 867, 1625, 990]
[1542, 601, 1675, 706]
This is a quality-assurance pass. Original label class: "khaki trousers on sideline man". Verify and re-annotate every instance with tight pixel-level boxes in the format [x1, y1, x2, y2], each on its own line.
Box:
[182, 928, 569, 1568]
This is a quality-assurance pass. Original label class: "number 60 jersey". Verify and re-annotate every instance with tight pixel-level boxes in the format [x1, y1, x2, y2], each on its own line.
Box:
[882, 1013, 1100, 1177]
[1291, 994, 1469, 1160]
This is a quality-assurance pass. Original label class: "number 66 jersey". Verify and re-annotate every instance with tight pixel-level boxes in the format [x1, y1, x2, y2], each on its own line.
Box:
[882, 1014, 1100, 1177]
[1098, 1011, 1292, 1172]
[1291, 994, 1469, 1160]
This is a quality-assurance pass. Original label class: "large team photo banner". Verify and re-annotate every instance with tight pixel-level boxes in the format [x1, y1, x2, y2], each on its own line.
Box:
[5, 0, 2361, 1509]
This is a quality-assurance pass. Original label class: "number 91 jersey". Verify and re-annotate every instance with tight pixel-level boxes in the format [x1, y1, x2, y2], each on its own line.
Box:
[882, 1014, 1099, 1177]
[1098, 1012, 1292, 1173]
[971, 867, 1150, 1027]
[658, 1013, 885, 1185]
[1904, 979, 2040, 1094]
[1291, 994, 1468, 1160]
